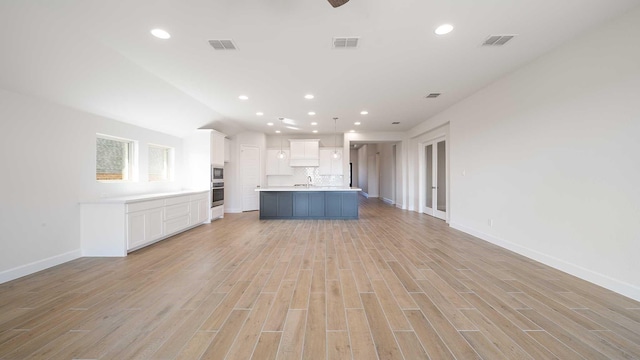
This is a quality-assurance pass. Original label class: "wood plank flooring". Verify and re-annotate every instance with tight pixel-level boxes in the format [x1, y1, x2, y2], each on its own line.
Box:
[1, 197, 639, 359]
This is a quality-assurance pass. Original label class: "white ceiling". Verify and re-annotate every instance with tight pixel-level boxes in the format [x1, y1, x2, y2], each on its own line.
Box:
[1, 0, 638, 137]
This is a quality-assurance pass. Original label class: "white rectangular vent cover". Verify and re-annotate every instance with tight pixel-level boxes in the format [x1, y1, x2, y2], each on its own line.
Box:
[208, 39, 237, 50]
[483, 35, 516, 46]
[333, 37, 360, 49]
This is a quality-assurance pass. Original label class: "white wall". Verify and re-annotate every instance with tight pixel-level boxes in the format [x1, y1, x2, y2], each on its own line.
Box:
[379, 143, 396, 203]
[0, 89, 185, 282]
[408, 8, 640, 300]
[357, 145, 368, 194]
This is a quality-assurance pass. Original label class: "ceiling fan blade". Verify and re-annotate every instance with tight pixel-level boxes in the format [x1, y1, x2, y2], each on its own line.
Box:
[327, 0, 350, 8]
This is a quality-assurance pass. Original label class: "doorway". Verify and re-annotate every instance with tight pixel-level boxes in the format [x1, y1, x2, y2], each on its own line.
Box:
[420, 137, 447, 220]
[240, 145, 260, 211]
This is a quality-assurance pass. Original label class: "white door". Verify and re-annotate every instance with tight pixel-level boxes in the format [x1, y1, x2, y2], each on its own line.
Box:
[420, 138, 447, 220]
[241, 145, 260, 211]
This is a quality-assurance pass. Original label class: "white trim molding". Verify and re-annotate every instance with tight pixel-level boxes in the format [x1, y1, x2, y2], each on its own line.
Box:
[0, 249, 82, 284]
[450, 222, 640, 302]
[382, 197, 395, 205]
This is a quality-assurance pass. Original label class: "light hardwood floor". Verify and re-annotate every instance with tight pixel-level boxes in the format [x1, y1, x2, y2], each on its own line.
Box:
[1, 197, 639, 359]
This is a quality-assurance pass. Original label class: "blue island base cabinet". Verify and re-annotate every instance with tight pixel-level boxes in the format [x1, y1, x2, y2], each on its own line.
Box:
[260, 191, 358, 219]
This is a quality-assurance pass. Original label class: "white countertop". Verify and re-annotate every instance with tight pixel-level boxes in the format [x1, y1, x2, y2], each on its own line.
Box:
[81, 189, 209, 204]
[255, 186, 362, 192]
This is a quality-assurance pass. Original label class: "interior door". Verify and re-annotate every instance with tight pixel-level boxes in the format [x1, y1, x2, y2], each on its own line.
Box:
[422, 138, 447, 220]
[241, 145, 260, 211]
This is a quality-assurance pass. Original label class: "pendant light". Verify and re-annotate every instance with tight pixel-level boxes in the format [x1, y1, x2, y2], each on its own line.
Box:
[277, 117, 287, 160]
[332, 117, 341, 160]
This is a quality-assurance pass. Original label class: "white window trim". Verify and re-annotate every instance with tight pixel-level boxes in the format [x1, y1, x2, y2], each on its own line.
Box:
[96, 133, 138, 183]
[148, 143, 175, 182]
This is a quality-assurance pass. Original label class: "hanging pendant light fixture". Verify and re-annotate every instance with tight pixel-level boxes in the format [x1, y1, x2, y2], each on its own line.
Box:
[277, 117, 287, 160]
[332, 117, 341, 160]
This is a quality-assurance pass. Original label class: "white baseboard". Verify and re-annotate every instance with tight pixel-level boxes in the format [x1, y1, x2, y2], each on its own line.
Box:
[0, 249, 82, 284]
[360, 191, 369, 198]
[382, 197, 395, 205]
[224, 208, 242, 213]
[449, 222, 640, 302]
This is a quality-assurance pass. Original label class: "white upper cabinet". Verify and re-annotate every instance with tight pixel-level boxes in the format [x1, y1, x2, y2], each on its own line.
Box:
[289, 139, 319, 166]
[224, 138, 230, 163]
[211, 130, 226, 166]
[266, 149, 294, 175]
[319, 148, 343, 175]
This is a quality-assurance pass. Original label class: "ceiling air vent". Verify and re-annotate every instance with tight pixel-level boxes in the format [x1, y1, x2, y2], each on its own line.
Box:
[333, 37, 359, 49]
[208, 39, 237, 50]
[482, 35, 516, 46]
[425, 93, 441, 98]
[392, 122, 400, 125]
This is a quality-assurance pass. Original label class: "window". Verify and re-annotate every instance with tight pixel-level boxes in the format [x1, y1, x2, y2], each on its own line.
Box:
[148, 144, 173, 182]
[96, 135, 135, 181]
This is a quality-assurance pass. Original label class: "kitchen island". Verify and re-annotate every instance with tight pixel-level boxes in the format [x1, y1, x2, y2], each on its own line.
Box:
[255, 186, 362, 219]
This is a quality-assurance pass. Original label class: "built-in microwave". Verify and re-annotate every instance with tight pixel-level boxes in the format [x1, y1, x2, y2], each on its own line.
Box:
[212, 166, 223, 181]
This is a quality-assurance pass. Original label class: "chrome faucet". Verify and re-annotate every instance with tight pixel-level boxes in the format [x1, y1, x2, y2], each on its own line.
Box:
[307, 176, 313, 187]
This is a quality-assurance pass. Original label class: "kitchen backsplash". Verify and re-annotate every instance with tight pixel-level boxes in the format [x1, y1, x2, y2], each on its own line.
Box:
[267, 167, 344, 187]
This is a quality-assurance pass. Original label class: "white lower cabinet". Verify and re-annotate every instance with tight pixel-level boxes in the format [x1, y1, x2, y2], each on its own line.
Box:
[126, 207, 164, 250]
[81, 190, 210, 256]
[189, 194, 209, 225]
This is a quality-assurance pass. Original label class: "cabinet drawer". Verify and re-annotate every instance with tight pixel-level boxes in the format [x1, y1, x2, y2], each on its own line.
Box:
[126, 199, 164, 213]
[165, 203, 190, 220]
[190, 192, 209, 202]
[164, 215, 190, 235]
[165, 195, 190, 206]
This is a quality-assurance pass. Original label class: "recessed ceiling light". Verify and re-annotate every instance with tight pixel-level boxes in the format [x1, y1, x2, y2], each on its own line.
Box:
[311, 122, 318, 126]
[256, 112, 264, 116]
[354, 122, 361, 126]
[349, 130, 355, 133]
[150, 29, 171, 39]
[435, 24, 454, 35]
[267, 122, 274, 126]
[304, 94, 314, 100]
[275, 130, 281, 133]
[312, 130, 318, 133]
[360, 111, 368, 115]
[308, 111, 316, 116]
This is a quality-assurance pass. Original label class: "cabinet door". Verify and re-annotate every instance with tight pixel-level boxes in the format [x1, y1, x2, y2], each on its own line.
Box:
[293, 193, 309, 217]
[325, 193, 342, 217]
[211, 132, 225, 166]
[127, 212, 146, 249]
[277, 192, 293, 217]
[197, 199, 208, 223]
[146, 208, 164, 241]
[309, 193, 325, 217]
[331, 150, 343, 175]
[127, 208, 163, 250]
[224, 138, 230, 163]
[260, 193, 278, 217]
[341, 193, 358, 217]
[190, 200, 208, 225]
